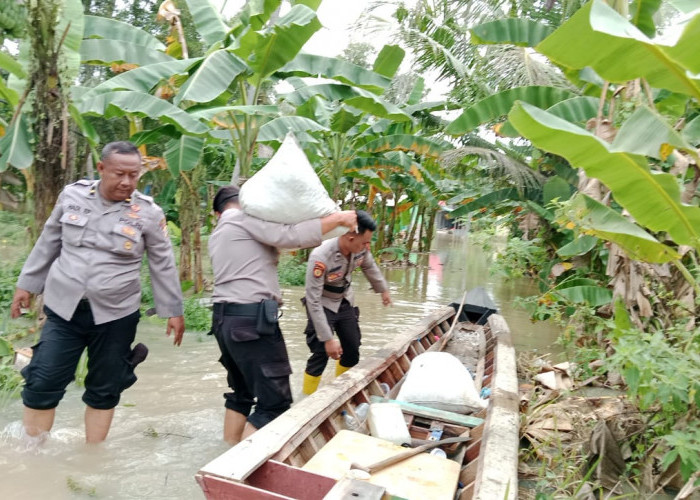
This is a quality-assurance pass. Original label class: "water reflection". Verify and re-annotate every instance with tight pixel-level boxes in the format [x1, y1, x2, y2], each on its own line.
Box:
[0, 231, 560, 499]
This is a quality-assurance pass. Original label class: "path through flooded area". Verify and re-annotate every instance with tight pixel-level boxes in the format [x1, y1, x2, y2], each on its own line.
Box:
[0, 231, 560, 499]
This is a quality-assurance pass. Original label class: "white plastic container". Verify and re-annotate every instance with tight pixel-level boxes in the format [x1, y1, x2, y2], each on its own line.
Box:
[367, 403, 411, 446]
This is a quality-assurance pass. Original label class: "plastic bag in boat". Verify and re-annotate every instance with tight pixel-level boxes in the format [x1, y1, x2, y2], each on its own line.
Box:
[396, 351, 487, 413]
[239, 133, 347, 239]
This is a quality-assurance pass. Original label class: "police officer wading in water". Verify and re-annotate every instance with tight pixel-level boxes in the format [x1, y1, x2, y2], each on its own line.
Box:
[11, 141, 185, 444]
[209, 185, 357, 445]
[302, 210, 391, 395]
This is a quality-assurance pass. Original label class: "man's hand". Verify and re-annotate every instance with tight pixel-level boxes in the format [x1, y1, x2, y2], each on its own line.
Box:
[321, 211, 358, 235]
[381, 290, 392, 307]
[11, 288, 32, 319]
[166, 315, 185, 346]
[324, 338, 343, 360]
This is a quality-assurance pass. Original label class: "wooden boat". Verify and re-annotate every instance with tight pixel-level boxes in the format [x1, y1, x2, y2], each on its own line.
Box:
[196, 288, 519, 499]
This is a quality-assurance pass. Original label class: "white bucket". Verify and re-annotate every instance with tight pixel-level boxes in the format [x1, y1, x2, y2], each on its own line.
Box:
[367, 403, 411, 446]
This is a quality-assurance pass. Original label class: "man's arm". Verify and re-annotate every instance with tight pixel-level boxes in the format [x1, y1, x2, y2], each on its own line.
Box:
[144, 205, 185, 343]
[244, 211, 357, 250]
[15, 192, 66, 295]
[360, 249, 390, 304]
[304, 255, 334, 343]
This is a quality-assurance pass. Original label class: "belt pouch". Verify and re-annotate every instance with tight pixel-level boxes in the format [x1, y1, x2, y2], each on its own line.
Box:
[257, 299, 279, 335]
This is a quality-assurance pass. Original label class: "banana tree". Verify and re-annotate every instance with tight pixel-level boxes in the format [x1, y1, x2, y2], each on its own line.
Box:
[1, 0, 84, 235]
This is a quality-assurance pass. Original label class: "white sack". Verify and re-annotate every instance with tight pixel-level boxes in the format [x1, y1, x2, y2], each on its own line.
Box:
[239, 133, 346, 237]
[396, 351, 487, 414]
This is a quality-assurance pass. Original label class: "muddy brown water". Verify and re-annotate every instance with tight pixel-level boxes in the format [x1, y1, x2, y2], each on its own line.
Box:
[0, 231, 560, 499]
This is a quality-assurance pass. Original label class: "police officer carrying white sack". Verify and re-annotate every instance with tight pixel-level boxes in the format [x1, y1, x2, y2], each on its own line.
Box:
[10, 141, 185, 444]
[209, 185, 357, 446]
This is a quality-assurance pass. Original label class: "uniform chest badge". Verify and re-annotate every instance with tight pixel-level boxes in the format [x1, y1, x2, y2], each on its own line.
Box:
[124, 241, 133, 250]
[130, 204, 141, 212]
[327, 272, 342, 281]
[127, 212, 141, 219]
[312, 261, 326, 278]
[122, 226, 136, 237]
[68, 214, 80, 221]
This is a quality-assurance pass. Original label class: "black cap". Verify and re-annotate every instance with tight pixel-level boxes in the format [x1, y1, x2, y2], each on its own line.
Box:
[213, 185, 240, 213]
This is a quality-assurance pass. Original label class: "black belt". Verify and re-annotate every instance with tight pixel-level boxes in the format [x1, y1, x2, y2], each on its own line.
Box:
[323, 284, 348, 294]
[213, 302, 259, 317]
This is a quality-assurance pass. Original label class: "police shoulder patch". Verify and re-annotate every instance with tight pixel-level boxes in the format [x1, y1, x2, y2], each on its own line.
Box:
[312, 261, 326, 278]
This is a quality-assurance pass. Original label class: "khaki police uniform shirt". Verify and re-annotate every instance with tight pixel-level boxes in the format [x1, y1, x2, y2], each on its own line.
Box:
[208, 208, 323, 305]
[305, 237, 388, 342]
[16, 180, 184, 324]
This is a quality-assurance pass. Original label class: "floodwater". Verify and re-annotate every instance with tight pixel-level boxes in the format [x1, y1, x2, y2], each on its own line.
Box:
[0, 231, 560, 499]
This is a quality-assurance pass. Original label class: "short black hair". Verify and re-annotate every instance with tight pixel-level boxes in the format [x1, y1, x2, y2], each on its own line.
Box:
[356, 210, 376, 234]
[213, 185, 240, 213]
[101, 141, 141, 161]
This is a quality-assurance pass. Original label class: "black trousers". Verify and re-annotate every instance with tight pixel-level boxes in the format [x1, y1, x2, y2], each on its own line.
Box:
[304, 299, 361, 377]
[211, 309, 292, 429]
[21, 303, 140, 410]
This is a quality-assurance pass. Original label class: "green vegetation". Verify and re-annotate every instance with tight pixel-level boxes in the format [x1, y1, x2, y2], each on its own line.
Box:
[1, 0, 700, 495]
[278, 255, 307, 287]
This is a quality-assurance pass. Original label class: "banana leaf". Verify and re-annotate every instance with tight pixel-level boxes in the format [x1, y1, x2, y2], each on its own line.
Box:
[282, 83, 410, 121]
[0, 114, 32, 171]
[81, 39, 173, 66]
[61, 0, 84, 81]
[0, 51, 26, 79]
[449, 188, 520, 219]
[611, 106, 698, 161]
[470, 18, 554, 47]
[556, 235, 598, 257]
[257, 116, 328, 142]
[80, 59, 201, 100]
[78, 91, 209, 135]
[183, 0, 229, 47]
[630, 0, 662, 37]
[189, 105, 280, 122]
[372, 45, 405, 79]
[234, 5, 321, 86]
[174, 50, 249, 104]
[510, 102, 700, 250]
[682, 115, 700, 146]
[277, 54, 391, 93]
[553, 286, 612, 307]
[361, 135, 451, 158]
[164, 136, 205, 175]
[568, 194, 680, 263]
[446, 86, 576, 135]
[83, 15, 165, 50]
[330, 106, 362, 133]
[536, 0, 700, 98]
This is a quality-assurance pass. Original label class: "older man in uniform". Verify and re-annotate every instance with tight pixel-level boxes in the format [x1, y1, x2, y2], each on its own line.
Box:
[209, 185, 357, 445]
[11, 141, 185, 444]
[301, 210, 391, 395]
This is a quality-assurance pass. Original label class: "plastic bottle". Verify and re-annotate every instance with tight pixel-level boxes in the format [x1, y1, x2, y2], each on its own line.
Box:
[355, 402, 370, 422]
[341, 410, 360, 431]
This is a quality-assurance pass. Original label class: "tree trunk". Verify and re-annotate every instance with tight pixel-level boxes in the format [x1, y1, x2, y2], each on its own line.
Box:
[386, 189, 401, 247]
[404, 202, 423, 265]
[417, 205, 427, 253]
[178, 167, 204, 292]
[178, 173, 194, 286]
[28, 0, 73, 239]
[375, 195, 387, 251]
[423, 207, 436, 253]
